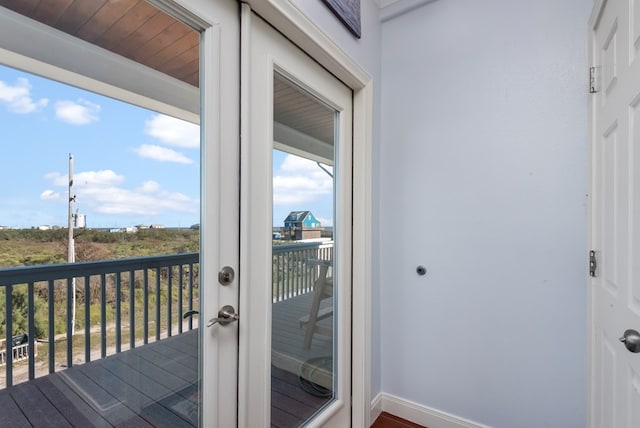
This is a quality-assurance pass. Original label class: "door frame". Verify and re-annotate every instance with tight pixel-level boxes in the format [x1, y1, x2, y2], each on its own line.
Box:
[241, 1, 373, 426]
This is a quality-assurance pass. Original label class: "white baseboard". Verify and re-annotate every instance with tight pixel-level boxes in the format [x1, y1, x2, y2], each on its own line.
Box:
[370, 392, 383, 424]
[371, 393, 491, 428]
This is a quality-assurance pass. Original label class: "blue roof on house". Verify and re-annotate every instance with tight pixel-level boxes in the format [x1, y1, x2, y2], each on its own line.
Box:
[284, 211, 310, 222]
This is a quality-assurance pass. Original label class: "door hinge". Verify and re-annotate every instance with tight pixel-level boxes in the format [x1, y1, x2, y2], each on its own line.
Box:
[589, 67, 599, 93]
[589, 250, 597, 277]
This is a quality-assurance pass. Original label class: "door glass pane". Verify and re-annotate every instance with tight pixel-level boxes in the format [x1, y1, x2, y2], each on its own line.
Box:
[271, 73, 337, 426]
[0, 2, 202, 426]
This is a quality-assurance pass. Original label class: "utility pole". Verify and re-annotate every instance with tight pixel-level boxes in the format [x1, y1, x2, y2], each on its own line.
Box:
[68, 154, 76, 336]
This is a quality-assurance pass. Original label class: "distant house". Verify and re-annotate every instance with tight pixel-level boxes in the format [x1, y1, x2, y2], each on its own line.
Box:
[150, 224, 164, 229]
[109, 227, 137, 233]
[283, 211, 322, 240]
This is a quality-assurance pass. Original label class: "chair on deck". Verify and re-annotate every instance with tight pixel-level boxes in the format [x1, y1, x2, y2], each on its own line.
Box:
[299, 259, 333, 349]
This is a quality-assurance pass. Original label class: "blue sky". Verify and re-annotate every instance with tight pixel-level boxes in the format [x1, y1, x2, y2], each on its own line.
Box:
[0, 64, 333, 229]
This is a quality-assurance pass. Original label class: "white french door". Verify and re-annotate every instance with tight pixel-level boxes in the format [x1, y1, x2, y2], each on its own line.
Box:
[590, 0, 640, 426]
[239, 7, 354, 427]
[0, 0, 355, 425]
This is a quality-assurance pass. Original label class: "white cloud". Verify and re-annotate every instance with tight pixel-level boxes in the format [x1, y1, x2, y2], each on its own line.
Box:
[315, 217, 333, 227]
[42, 169, 198, 217]
[273, 155, 332, 206]
[137, 181, 161, 193]
[134, 144, 193, 164]
[280, 155, 333, 175]
[87, 186, 196, 216]
[0, 77, 48, 113]
[55, 99, 100, 125]
[144, 114, 199, 148]
[40, 190, 62, 201]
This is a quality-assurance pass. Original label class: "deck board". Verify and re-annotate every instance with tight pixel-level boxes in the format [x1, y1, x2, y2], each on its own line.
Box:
[0, 389, 31, 428]
[35, 377, 111, 428]
[9, 381, 74, 427]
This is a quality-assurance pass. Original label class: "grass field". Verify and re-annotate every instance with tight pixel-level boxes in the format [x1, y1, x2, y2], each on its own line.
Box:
[0, 228, 200, 267]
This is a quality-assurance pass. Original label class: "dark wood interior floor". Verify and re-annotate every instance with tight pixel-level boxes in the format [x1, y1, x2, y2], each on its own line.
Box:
[371, 411, 426, 428]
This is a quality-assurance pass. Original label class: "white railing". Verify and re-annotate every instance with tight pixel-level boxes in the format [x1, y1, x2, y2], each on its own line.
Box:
[0, 340, 37, 366]
[272, 241, 333, 302]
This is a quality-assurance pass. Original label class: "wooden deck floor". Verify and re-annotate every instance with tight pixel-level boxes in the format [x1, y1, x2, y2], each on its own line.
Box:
[272, 292, 333, 381]
[0, 293, 334, 427]
[0, 331, 199, 428]
[272, 293, 334, 426]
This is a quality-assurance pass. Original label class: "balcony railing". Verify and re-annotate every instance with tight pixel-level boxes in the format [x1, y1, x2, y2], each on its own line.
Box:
[0, 253, 199, 388]
[272, 241, 333, 302]
[0, 240, 333, 389]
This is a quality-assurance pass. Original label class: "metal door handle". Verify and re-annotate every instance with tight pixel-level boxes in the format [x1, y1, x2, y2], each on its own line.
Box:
[619, 329, 640, 353]
[207, 305, 239, 327]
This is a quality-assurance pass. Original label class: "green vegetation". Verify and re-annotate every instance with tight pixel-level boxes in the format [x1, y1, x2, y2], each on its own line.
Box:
[0, 228, 200, 339]
[0, 228, 199, 267]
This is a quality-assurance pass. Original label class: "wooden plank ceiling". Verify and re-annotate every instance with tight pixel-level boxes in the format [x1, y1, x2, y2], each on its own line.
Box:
[274, 76, 335, 145]
[0, 0, 199, 87]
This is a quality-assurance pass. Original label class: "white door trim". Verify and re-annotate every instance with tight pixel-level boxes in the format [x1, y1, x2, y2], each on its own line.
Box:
[243, 1, 373, 426]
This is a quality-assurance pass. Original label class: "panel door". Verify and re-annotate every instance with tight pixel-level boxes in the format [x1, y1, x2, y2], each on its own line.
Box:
[591, 0, 640, 426]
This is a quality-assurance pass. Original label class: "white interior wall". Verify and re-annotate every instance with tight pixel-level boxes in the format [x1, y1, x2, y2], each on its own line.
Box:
[380, 1, 591, 427]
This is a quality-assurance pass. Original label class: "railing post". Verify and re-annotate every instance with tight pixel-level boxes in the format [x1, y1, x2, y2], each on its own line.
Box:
[115, 272, 121, 353]
[84, 275, 90, 363]
[100, 273, 106, 359]
[48, 280, 54, 374]
[155, 267, 161, 341]
[167, 266, 172, 338]
[188, 263, 194, 331]
[4, 284, 13, 387]
[178, 265, 184, 334]
[66, 277, 73, 368]
[144, 269, 149, 344]
[129, 270, 135, 349]
[28, 282, 35, 380]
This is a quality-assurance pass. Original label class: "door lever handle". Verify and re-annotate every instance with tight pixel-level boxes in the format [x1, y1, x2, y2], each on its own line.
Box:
[207, 305, 239, 327]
